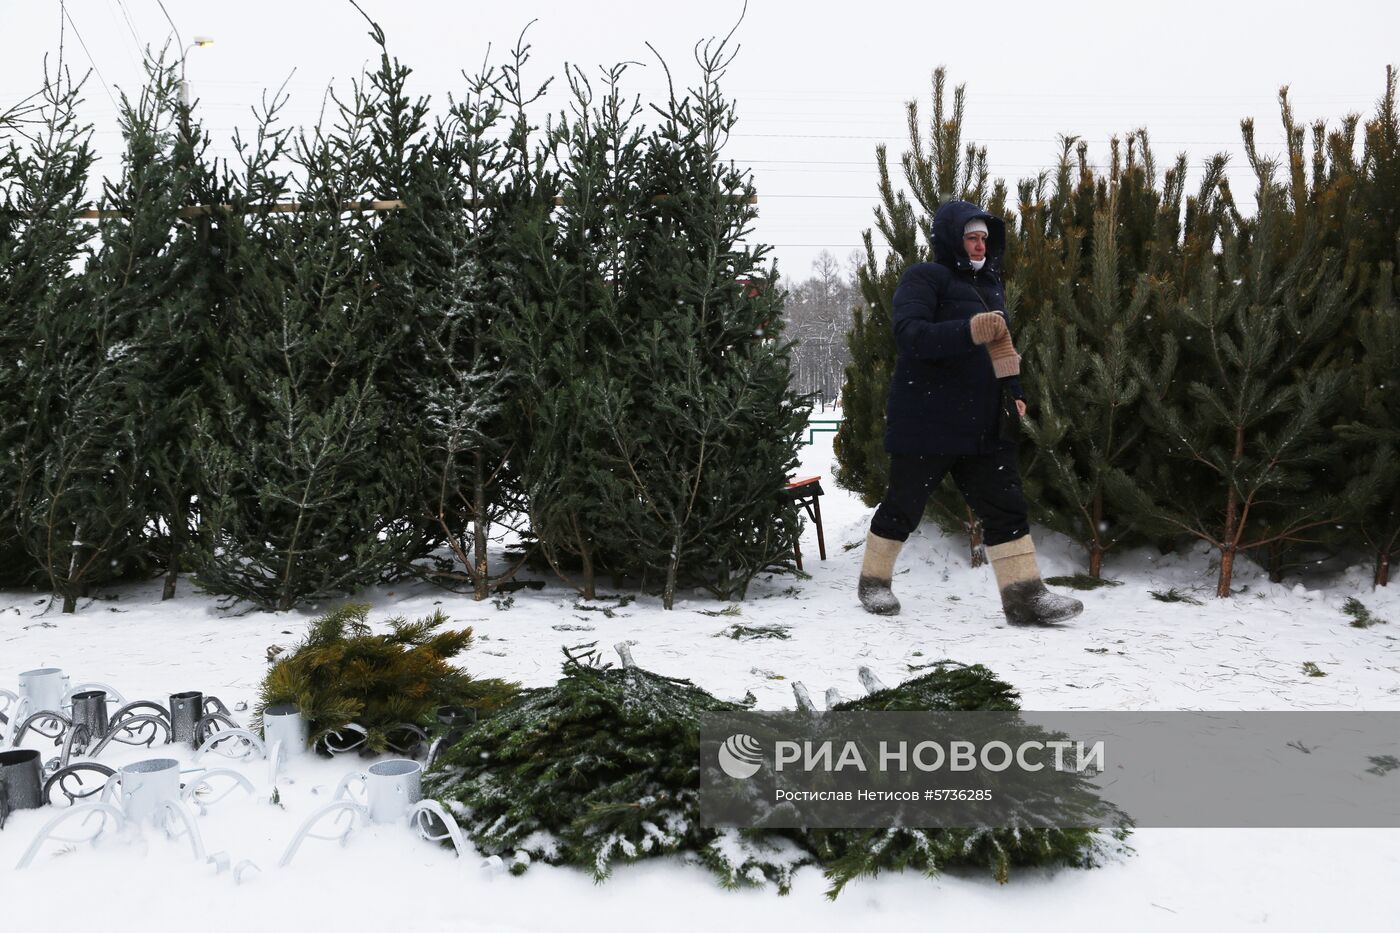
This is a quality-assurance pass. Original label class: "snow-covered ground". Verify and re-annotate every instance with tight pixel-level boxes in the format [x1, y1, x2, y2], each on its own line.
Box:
[3, 425, 1398, 931]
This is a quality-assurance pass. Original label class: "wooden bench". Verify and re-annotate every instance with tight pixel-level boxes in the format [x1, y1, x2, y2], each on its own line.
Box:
[784, 476, 827, 571]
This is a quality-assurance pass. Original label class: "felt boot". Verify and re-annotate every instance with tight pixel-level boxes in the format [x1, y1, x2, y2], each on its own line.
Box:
[858, 531, 904, 616]
[986, 535, 1083, 626]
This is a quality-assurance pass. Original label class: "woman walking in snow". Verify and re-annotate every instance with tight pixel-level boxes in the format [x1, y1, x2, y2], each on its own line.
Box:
[856, 199, 1083, 627]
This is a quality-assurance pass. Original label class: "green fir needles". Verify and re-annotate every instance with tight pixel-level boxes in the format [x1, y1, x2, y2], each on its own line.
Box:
[1342, 597, 1389, 628]
[425, 656, 1126, 896]
[257, 604, 517, 753]
[423, 655, 806, 888]
[812, 661, 1126, 898]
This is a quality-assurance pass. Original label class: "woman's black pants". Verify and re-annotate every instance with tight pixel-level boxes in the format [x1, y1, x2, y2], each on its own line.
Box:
[869, 445, 1030, 547]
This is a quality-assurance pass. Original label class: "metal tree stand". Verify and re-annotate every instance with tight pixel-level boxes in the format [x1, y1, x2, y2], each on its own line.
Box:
[278, 757, 466, 867]
[5, 664, 470, 875]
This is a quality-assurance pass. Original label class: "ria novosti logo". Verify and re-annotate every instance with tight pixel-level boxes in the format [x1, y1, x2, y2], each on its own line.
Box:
[717, 733, 764, 779]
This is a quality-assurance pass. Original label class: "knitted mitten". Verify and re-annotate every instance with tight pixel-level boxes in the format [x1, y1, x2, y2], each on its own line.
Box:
[969, 312, 1007, 345]
[987, 331, 1021, 378]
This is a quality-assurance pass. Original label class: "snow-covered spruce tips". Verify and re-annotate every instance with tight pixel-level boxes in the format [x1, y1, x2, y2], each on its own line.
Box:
[422, 651, 1125, 896]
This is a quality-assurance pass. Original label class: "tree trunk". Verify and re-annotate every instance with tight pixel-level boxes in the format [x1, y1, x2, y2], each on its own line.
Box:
[1267, 541, 1286, 584]
[1217, 546, 1236, 598]
[162, 505, 182, 601]
[1218, 426, 1244, 598]
[63, 526, 81, 613]
[1378, 548, 1391, 587]
[662, 532, 682, 611]
[1090, 491, 1105, 578]
[473, 449, 489, 601]
[580, 546, 596, 601]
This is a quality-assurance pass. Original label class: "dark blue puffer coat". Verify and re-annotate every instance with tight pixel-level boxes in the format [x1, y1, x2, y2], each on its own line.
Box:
[883, 199, 1026, 456]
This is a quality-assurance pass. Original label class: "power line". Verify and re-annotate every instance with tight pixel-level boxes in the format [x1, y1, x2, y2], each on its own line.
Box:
[738, 157, 1248, 167]
[153, 0, 184, 48]
[716, 87, 1380, 101]
[734, 110, 1375, 123]
[99, 0, 144, 77]
[762, 194, 880, 200]
[60, 1, 120, 111]
[733, 131, 1282, 146]
[75, 119, 1311, 152]
[156, 77, 1384, 111]
[175, 76, 1383, 104]
[113, 0, 147, 57]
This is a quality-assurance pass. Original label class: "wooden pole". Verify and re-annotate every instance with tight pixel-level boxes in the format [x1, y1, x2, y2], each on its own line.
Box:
[71, 198, 410, 221]
[52, 192, 759, 222]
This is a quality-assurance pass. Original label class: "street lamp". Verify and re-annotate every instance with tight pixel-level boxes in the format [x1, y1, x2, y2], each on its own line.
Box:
[179, 36, 215, 107]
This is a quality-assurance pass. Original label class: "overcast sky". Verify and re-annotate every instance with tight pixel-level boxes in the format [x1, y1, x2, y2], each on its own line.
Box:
[4, 0, 1398, 279]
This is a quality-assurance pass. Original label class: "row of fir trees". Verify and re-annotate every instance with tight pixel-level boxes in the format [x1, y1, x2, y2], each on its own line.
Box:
[0, 26, 808, 612]
[838, 67, 1400, 596]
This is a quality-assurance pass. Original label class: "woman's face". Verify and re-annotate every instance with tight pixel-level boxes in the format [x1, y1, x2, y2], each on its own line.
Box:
[963, 231, 988, 261]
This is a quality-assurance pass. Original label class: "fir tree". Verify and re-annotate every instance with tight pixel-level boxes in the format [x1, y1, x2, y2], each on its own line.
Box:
[1128, 167, 1358, 597]
[13, 61, 206, 611]
[384, 51, 538, 599]
[87, 55, 214, 601]
[603, 35, 807, 606]
[1361, 67, 1400, 268]
[1017, 133, 1180, 576]
[1336, 69, 1400, 587]
[190, 67, 414, 611]
[507, 59, 642, 599]
[346, 22, 521, 599]
[0, 65, 96, 592]
[511, 37, 804, 606]
[1002, 139, 1084, 544]
[1232, 90, 1373, 583]
[1338, 266, 1400, 586]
